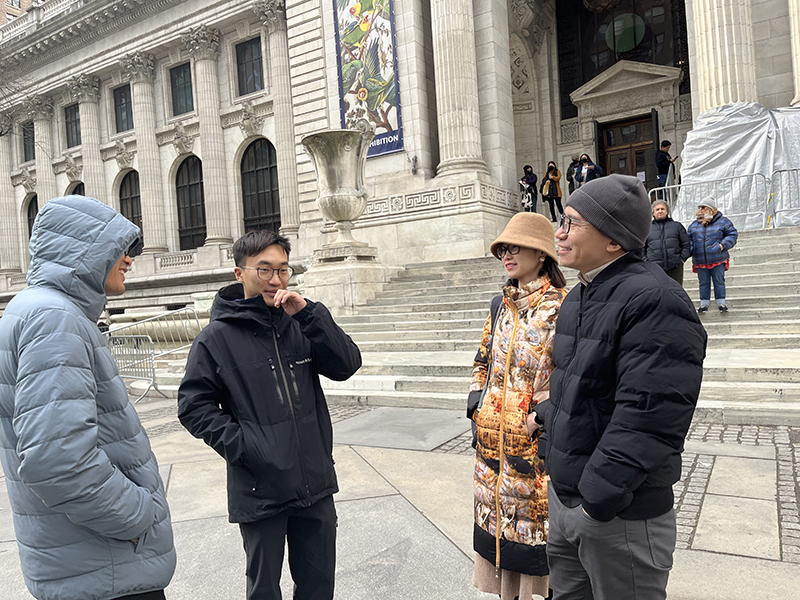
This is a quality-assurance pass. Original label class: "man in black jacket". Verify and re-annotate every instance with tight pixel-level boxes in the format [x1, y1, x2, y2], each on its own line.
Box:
[178, 230, 362, 600]
[529, 175, 707, 600]
[644, 201, 691, 284]
[655, 140, 676, 187]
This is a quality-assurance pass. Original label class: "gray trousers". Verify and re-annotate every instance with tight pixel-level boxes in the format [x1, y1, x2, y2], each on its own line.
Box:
[547, 483, 676, 600]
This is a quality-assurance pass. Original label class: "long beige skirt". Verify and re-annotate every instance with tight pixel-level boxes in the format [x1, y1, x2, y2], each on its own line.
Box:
[472, 553, 549, 600]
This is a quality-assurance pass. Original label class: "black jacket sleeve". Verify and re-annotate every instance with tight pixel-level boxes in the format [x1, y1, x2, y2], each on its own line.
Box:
[177, 336, 247, 467]
[578, 288, 706, 521]
[293, 300, 362, 381]
[678, 223, 691, 262]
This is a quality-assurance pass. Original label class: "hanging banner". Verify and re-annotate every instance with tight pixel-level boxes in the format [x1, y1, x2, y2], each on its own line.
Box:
[333, 0, 403, 157]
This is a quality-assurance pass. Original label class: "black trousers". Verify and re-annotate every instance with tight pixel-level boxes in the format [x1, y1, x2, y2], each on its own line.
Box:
[543, 197, 564, 221]
[239, 495, 337, 600]
[112, 591, 166, 600]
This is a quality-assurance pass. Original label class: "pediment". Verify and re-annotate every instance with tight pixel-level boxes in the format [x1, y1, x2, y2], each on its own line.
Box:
[570, 60, 682, 103]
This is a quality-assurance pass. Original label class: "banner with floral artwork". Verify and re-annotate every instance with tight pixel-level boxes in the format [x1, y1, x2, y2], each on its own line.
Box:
[333, 0, 403, 157]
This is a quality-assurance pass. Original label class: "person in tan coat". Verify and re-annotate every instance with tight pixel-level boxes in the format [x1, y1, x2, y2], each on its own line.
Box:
[468, 212, 568, 600]
[541, 161, 564, 223]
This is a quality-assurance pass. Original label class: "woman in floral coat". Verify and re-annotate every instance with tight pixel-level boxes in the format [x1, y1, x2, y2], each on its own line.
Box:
[468, 212, 568, 600]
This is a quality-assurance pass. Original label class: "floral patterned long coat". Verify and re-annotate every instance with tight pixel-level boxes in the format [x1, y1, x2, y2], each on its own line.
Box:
[471, 276, 566, 575]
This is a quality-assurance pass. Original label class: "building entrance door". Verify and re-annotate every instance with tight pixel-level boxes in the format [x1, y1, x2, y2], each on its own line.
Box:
[600, 116, 657, 189]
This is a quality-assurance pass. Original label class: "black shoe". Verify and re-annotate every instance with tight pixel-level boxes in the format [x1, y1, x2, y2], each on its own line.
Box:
[698, 305, 709, 313]
[719, 304, 728, 312]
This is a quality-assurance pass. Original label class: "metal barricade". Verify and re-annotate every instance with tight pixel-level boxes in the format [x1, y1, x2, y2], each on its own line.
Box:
[106, 307, 202, 361]
[106, 334, 163, 403]
[769, 169, 800, 228]
[649, 173, 770, 231]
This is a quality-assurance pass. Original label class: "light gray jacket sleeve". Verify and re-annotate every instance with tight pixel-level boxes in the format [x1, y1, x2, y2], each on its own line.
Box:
[13, 308, 155, 540]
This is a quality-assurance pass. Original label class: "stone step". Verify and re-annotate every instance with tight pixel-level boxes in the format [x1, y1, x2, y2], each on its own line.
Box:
[353, 339, 478, 353]
[706, 333, 800, 349]
[323, 375, 469, 394]
[341, 318, 488, 333]
[347, 329, 481, 342]
[336, 309, 489, 324]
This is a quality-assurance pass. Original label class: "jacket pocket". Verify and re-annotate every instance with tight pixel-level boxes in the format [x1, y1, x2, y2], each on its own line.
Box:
[239, 418, 304, 502]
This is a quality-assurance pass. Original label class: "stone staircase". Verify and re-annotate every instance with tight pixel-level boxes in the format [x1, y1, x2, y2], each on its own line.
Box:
[135, 226, 800, 425]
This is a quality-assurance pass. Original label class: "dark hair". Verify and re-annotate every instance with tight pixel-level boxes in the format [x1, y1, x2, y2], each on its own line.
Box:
[523, 164, 532, 171]
[233, 230, 291, 267]
[541, 256, 567, 288]
[661, 140, 672, 148]
[580, 154, 590, 163]
[548, 161, 557, 170]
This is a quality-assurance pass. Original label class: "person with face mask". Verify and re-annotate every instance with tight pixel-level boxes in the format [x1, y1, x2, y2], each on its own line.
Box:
[687, 197, 738, 313]
[574, 154, 603, 188]
[540, 161, 564, 222]
[519, 165, 538, 213]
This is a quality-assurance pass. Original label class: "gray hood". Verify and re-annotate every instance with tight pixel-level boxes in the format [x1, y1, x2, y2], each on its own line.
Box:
[26, 195, 140, 322]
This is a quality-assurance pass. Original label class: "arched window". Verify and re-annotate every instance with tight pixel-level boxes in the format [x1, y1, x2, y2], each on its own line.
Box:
[120, 171, 142, 234]
[27, 195, 39, 238]
[176, 156, 206, 250]
[69, 182, 85, 196]
[241, 138, 281, 232]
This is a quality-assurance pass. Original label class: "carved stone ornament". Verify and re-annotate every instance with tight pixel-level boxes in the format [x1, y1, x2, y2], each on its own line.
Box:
[172, 122, 195, 155]
[239, 100, 265, 137]
[181, 26, 221, 61]
[114, 139, 134, 169]
[69, 74, 101, 103]
[25, 95, 54, 121]
[509, 0, 551, 56]
[21, 167, 36, 194]
[253, 0, 287, 32]
[119, 51, 156, 83]
[64, 154, 83, 182]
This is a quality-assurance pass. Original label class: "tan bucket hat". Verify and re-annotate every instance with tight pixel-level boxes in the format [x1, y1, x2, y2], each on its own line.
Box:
[490, 212, 558, 261]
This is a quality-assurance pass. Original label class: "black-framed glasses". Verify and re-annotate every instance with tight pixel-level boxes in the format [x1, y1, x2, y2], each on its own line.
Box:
[494, 244, 521, 259]
[125, 237, 143, 258]
[559, 214, 592, 234]
[242, 265, 294, 282]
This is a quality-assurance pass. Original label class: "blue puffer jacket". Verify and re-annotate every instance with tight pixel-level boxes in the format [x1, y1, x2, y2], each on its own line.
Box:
[0, 196, 176, 600]
[687, 212, 739, 266]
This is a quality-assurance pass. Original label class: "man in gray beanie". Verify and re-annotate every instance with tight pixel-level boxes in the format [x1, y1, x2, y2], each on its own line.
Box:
[527, 175, 707, 600]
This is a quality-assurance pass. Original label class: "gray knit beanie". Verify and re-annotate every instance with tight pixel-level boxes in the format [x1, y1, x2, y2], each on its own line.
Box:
[565, 174, 652, 250]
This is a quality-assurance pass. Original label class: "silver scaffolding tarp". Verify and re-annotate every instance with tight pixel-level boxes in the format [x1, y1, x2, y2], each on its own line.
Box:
[675, 102, 800, 230]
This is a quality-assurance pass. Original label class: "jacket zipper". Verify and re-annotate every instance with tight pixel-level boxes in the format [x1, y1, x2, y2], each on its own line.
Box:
[547, 285, 585, 474]
[268, 359, 285, 405]
[271, 326, 311, 498]
[495, 297, 520, 570]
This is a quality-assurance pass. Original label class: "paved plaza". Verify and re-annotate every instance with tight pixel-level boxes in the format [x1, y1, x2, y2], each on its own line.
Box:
[1, 401, 799, 599]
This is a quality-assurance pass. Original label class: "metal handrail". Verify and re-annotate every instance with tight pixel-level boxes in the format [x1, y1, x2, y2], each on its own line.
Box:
[105, 307, 202, 360]
[105, 334, 165, 404]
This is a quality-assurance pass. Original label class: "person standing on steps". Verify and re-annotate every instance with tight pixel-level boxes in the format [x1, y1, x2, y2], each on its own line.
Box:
[688, 197, 739, 313]
[644, 200, 691, 285]
[469, 212, 568, 600]
[529, 175, 706, 600]
[541, 161, 564, 223]
[178, 229, 362, 600]
[574, 154, 602, 188]
[520, 165, 539, 213]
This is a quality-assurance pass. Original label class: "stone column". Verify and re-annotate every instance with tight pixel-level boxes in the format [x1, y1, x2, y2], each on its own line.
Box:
[25, 95, 58, 203]
[182, 26, 232, 244]
[254, 0, 301, 237]
[790, 0, 800, 105]
[68, 74, 106, 200]
[0, 127, 21, 272]
[429, 0, 487, 176]
[689, 0, 758, 113]
[120, 51, 168, 252]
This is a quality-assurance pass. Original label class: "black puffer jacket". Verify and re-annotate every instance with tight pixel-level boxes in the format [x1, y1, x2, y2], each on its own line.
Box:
[536, 254, 706, 522]
[644, 217, 691, 271]
[178, 283, 361, 523]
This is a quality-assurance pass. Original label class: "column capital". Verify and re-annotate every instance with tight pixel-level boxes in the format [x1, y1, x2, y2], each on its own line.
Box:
[181, 25, 221, 61]
[0, 112, 12, 136]
[24, 95, 54, 121]
[69, 74, 101, 103]
[120, 51, 156, 84]
[253, 0, 287, 33]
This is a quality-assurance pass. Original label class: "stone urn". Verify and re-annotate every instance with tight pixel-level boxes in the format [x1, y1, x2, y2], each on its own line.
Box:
[301, 119, 375, 246]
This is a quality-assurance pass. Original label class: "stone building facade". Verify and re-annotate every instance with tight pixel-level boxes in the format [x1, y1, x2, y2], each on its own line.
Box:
[0, 0, 797, 313]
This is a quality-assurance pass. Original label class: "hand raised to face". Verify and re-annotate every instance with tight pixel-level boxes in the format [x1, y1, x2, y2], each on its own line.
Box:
[272, 289, 307, 316]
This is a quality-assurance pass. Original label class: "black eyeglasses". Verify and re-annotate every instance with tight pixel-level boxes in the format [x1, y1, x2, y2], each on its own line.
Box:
[242, 266, 294, 282]
[125, 237, 143, 258]
[559, 214, 592, 234]
[494, 244, 521, 259]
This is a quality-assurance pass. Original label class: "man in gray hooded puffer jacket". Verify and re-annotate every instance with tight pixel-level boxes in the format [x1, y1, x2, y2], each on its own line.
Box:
[0, 195, 176, 600]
